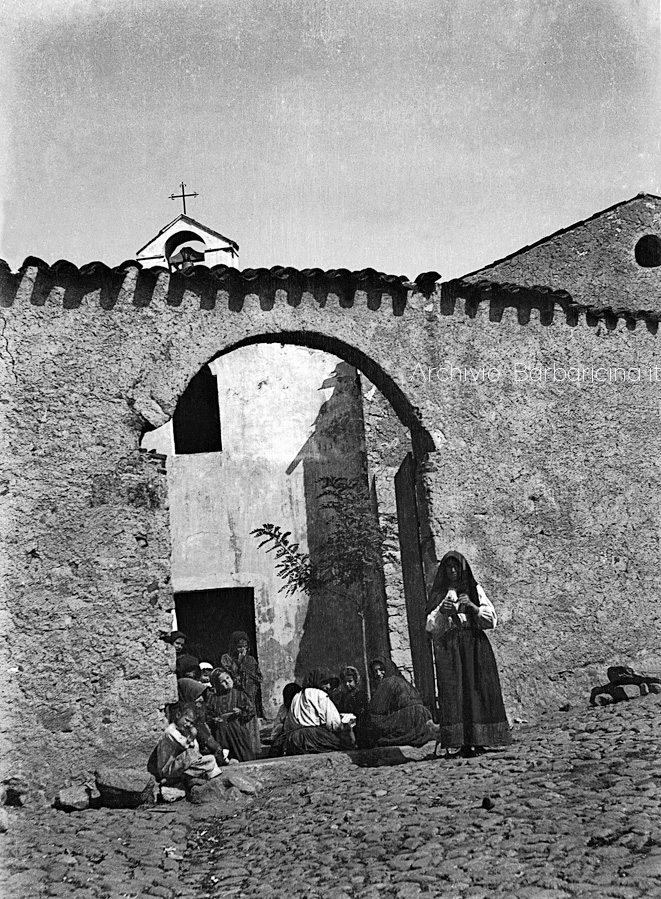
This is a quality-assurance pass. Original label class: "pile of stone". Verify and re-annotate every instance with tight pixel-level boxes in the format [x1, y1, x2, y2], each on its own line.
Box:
[50, 767, 263, 812]
[590, 665, 661, 706]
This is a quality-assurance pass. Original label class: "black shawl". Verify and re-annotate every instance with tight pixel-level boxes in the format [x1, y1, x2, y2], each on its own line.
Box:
[426, 550, 480, 616]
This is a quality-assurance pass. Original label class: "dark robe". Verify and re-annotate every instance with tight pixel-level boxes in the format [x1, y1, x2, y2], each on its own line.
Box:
[206, 686, 256, 762]
[369, 675, 433, 748]
[427, 551, 512, 749]
[283, 722, 344, 756]
[433, 628, 512, 748]
[221, 631, 264, 721]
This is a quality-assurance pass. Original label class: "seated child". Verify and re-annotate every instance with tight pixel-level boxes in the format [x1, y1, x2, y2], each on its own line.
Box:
[150, 702, 223, 783]
[199, 662, 214, 684]
[334, 665, 371, 749]
[176, 677, 227, 762]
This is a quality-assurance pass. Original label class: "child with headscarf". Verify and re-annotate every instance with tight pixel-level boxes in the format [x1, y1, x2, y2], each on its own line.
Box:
[282, 669, 349, 756]
[199, 662, 213, 684]
[426, 550, 511, 757]
[175, 654, 200, 680]
[168, 630, 188, 654]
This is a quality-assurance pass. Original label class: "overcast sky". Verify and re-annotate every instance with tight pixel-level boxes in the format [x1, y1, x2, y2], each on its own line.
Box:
[1, 0, 659, 279]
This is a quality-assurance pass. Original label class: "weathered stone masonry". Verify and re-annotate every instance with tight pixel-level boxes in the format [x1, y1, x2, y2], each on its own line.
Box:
[1, 195, 661, 786]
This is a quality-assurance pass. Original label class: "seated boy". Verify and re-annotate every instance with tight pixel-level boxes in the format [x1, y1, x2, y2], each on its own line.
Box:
[149, 702, 223, 784]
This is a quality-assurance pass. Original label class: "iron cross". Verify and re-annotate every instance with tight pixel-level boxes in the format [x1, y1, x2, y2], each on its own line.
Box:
[169, 182, 199, 215]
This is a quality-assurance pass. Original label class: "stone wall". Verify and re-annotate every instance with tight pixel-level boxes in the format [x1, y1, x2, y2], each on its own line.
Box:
[1, 252, 660, 784]
[456, 191, 661, 716]
[0, 288, 174, 788]
[414, 296, 661, 722]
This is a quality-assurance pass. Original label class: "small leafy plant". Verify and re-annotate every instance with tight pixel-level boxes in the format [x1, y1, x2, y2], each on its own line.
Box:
[250, 524, 313, 597]
[252, 476, 385, 698]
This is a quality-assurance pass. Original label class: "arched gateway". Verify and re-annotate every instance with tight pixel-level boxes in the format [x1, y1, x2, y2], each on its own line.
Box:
[2, 196, 661, 784]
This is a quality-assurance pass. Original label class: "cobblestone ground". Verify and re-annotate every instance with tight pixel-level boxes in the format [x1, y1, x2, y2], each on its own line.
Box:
[3, 694, 661, 899]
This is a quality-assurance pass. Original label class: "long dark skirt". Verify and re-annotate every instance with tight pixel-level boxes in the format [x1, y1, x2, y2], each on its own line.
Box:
[434, 628, 511, 748]
[283, 725, 344, 756]
[370, 704, 432, 748]
[213, 721, 256, 762]
[369, 676, 433, 748]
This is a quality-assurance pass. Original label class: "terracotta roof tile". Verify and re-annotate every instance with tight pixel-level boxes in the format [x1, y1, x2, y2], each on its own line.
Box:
[443, 277, 658, 329]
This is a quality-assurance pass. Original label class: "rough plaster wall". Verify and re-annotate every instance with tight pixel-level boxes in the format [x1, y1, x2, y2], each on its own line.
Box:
[414, 300, 661, 722]
[0, 295, 174, 788]
[457, 194, 661, 718]
[281, 359, 391, 687]
[0, 312, 17, 772]
[1, 262, 661, 783]
[465, 195, 661, 313]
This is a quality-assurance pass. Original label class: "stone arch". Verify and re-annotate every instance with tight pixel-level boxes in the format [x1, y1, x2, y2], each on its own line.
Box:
[150, 330, 438, 712]
[210, 330, 436, 457]
[136, 318, 438, 459]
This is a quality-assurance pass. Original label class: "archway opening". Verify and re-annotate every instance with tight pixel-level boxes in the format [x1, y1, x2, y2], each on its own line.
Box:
[141, 339, 437, 727]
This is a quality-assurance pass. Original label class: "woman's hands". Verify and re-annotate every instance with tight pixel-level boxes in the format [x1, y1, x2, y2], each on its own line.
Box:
[440, 592, 478, 615]
[439, 595, 457, 613]
[457, 595, 478, 615]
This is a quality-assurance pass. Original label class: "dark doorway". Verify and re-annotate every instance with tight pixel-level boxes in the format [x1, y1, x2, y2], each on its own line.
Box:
[172, 364, 222, 454]
[174, 587, 258, 668]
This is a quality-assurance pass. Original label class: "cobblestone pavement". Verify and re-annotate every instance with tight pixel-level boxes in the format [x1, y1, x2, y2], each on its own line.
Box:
[3, 693, 661, 898]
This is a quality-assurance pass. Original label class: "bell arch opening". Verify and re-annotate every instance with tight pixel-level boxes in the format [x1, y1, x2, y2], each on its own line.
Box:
[141, 335, 438, 721]
[164, 230, 208, 272]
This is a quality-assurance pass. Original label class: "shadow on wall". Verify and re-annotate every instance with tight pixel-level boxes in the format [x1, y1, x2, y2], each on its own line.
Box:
[287, 361, 391, 684]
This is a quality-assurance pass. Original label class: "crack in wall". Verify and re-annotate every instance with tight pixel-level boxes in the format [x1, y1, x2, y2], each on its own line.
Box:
[0, 316, 17, 383]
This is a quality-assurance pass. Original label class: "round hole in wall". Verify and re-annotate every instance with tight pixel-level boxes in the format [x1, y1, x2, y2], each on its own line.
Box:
[634, 234, 661, 267]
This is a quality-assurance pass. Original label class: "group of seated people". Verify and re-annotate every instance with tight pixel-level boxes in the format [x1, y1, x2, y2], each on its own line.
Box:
[270, 659, 439, 758]
[149, 629, 264, 784]
[150, 630, 439, 786]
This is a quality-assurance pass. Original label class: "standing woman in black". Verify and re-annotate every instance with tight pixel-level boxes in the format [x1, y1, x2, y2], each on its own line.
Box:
[426, 551, 511, 757]
[220, 631, 263, 756]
